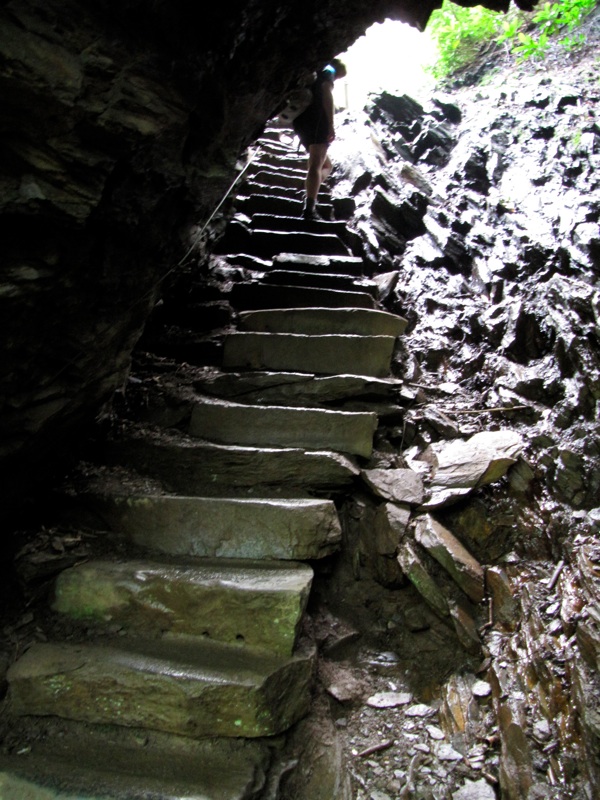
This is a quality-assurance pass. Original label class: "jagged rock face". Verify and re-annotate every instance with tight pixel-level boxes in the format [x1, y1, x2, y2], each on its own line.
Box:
[0, 0, 540, 505]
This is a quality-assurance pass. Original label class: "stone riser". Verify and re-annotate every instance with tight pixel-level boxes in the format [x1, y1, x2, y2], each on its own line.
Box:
[223, 331, 395, 377]
[230, 282, 376, 311]
[238, 307, 406, 336]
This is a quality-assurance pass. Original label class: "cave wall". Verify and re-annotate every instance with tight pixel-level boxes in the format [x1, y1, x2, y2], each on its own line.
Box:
[0, 0, 537, 506]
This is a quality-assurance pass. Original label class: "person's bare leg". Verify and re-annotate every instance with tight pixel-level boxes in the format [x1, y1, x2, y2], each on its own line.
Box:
[304, 144, 329, 217]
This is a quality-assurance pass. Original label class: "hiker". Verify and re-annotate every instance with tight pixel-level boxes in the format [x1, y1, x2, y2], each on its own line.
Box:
[293, 58, 347, 221]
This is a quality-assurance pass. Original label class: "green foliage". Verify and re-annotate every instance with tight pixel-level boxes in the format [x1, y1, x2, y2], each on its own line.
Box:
[426, 4, 500, 80]
[427, 0, 597, 80]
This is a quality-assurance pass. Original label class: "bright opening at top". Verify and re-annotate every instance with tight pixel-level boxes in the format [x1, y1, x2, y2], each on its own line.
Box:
[335, 19, 436, 110]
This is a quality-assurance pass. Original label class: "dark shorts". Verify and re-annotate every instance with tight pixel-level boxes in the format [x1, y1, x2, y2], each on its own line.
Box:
[293, 110, 329, 150]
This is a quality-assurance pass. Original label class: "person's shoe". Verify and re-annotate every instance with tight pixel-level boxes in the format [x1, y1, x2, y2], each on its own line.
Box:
[302, 206, 323, 221]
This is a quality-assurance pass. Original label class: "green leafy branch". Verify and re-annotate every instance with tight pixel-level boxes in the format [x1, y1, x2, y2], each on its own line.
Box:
[427, 0, 597, 80]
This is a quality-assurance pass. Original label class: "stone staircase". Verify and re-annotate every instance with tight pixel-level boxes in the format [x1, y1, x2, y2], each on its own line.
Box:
[0, 127, 407, 798]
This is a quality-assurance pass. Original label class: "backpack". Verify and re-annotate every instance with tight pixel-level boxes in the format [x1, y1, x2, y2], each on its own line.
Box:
[277, 71, 317, 125]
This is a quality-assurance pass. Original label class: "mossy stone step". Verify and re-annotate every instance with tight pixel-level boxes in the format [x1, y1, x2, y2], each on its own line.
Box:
[189, 396, 377, 458]
[53, 558, 313, 656]
[223, 331, 395, 377]
[8, 638, 313, 738]
[231, 282, 376, 310]
[238, 307, 406, 337]
[0, 733, 269, 800]
[91, 495, 342, 560]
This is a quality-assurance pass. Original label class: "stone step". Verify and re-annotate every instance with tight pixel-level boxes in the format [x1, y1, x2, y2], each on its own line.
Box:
[223, 331, 395, 377]
[249, 178, 330, 199]
[249, 164, 306, 183]
[261, 269, 377, 295]
[235, 193, 332, 219]
[8, 638, 313, 738]
[273, 252, 366, 276]
[199, 369, 404, 407]
[90, 494, 342, 560]
[189, 396, 378, 458]
[0, 733, 269, 800]
[105, 431, 360, 494]
[53, 558, 314, 656]
[251, 169, 304, 190]
[239, 180, 303, 201]
[249, 229, 348, 258]
[230, 282, 376, 310]
[238, 307, 407, 337]
[251, 213, 348, 241]
[254, 151, 307, 171]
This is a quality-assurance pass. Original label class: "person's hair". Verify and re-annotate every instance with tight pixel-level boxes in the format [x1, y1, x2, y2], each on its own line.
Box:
[331, 58, 347, 79]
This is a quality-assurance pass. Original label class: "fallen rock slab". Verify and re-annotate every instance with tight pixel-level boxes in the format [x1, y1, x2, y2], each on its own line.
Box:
[361, 468, 425, 505]
[414, 515, 484, 602]
[422, 430, 524, 508]
[397, 540, 449, 618]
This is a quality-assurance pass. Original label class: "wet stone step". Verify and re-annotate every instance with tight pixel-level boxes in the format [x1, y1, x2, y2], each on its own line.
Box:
[8, 638, 313, 738]
[199, 369, 404, 407]
[261, 269, 377, 295]
[105, 432, 360, 494]
[0, 733, 269, 800]
[53, 558, 314, 656]
[273, 252, 365, 276]
[248, 229, 348, 258]
[189, 396, 378, 458]
[90, 494, 342, 560]
[230, 282, 376, 310]
[223, 331, 395, 377]
[238, 307, 406, 337]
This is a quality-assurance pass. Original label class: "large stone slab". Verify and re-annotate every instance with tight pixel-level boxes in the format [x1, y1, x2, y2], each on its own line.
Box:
[420, 430, 524, 508]
[105, 432, 360, 493]
[199, 370, 404, 407]
[93, 495, 342, 560]
[361, 467, 424, 505]
[0, 734, 269, 800]
[231, 282, 376, 310]
[223, 332, 395, 377]
[8, 638, 313, 738]
[414, 515, 484, 603]
[397, 540, 449, 618]
[238, 307, 406, 337]
[189, 396, 377, 458]
[53, 559, 313, 656]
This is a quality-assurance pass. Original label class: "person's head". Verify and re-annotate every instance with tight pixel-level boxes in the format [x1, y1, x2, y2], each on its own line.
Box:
[331, 58, 347, 80]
